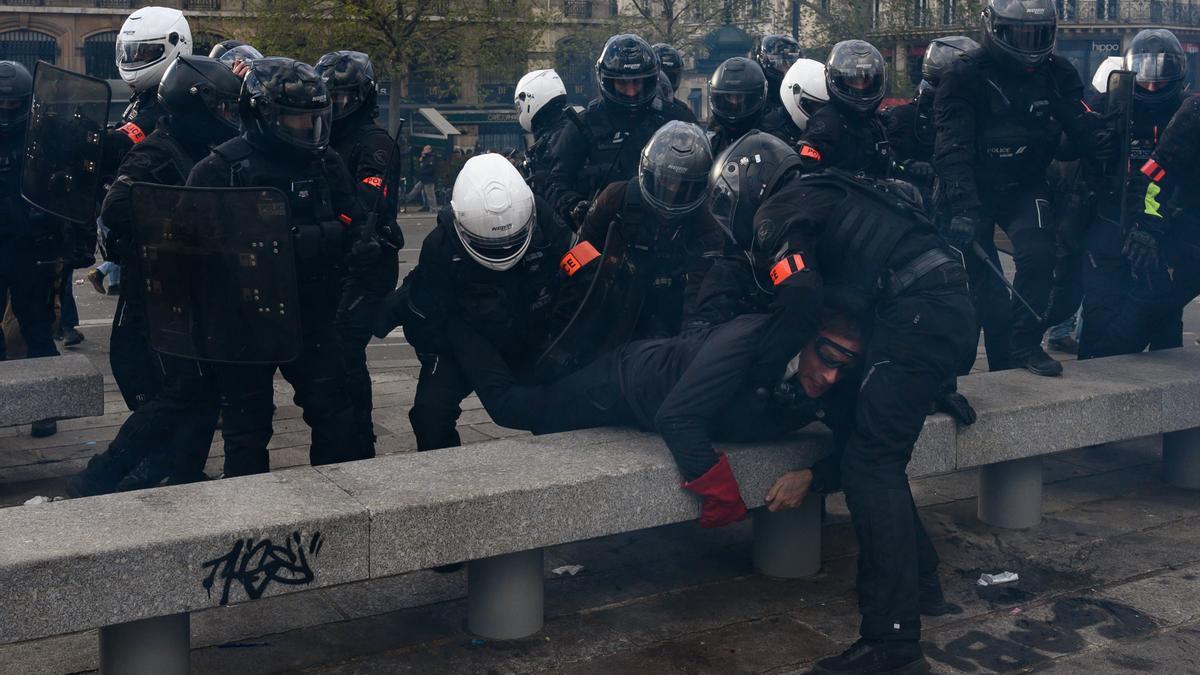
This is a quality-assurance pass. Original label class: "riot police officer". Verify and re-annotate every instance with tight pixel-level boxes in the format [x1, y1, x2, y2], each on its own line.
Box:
[706, 57, 767, 155]
[316, 49, 405, 457]
[884, 36, 979, 203]
[187, 57, 374, 476]
[544, 34, 668, 230]
[0, 61, 58, 365]
[797, 40, 892, 177]
[514, 68, 571, 197]
[372, 153, 572, 451]
[753, 34, 802, 115]
[105, 6, 193, 411]
[1081, 29, 1194, 358]
[763, 58, 828, 147]
[548, 120, 719, 368]
[651, 43, 697, 123]
[67, 55, 244, 497]
[934, 0, 1107, 376]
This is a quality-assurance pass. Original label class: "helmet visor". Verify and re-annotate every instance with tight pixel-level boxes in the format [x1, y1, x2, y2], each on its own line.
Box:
[640, 166, 708, 216]
[274, 104, 331, 149]
[706, 160, 746, 244]
[992, 21, 1055, 55]
[456, 207, 535, 268]
[329, 86, 364, 119]
[712, 90, 764, 122]
[600, 73, 657, 108]
[218, 45, 262, 69]
[1129, 52, 1186, 86]
[763, 50, 800, 78]
[828, 66, 884, 110]
[792, 85, 827, 119]
[0, 95, 29, 126]
[116, 40, 167, 71]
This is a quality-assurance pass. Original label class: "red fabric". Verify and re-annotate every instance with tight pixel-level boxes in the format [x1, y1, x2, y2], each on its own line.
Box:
[769, 254, 806, 286]
[681, 453, 747, 528]
[118, 122, 146, 144]
[560, 240, 600, 276]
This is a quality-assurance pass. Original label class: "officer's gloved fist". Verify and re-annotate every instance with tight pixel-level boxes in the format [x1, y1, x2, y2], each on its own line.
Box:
[347, 231, 382, 274]
[936, 390, 977, 426]
[372, 287, 408, 338]
[945, 213, 978, 252]
[681, 453, 748, 528]
[901, 160, 935, 181]
[1122, 228, 1161, 276]
[569, 199, 590, 228]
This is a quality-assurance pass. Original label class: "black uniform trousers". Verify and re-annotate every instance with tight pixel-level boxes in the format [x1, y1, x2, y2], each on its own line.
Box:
[216, 283, 368, 476]
[840, 266, 976, 642]
[335, 246, 399, 454]
[973, 187, 1055, 365]
[71, 352, 218, 495]
[0, 235, 58, 360]
[110, 280, 163, 411]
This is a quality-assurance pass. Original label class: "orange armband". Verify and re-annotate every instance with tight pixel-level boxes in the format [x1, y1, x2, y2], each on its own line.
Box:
[560, 241, 600, 276]
[118, 122, 146, 144]
[769, 254, 807, 286]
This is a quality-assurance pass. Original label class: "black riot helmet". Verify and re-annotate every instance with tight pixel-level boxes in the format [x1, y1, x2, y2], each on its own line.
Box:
[158, 55, 242, 146]
[208, 39, 248, 59]
[754, 34, 802, 88]
[240, 57, 332, 153]
[596, 34, 660, 113]
[921, 35, 980, 88]
[638, 121, 713, 219]
[217, 44, 262, 70]
[1126, 29, 1188, 101]
[826, 40, 887, 115]
[314, 50, 377, 120]
[709, 57, 767, 130]
[0, 60, 32, 131]
[705, 132, 801, 249]
[652, 43, 683, 91]
[981, 0, 1057, 70]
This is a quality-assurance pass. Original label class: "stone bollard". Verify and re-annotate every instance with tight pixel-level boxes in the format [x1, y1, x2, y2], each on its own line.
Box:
[1163, 428, 1200, 490]
[99, 612, 191, 674]
[467, 548, 544, 639]
[752, 493, 822, 578]
[978, 457, 1043, 529]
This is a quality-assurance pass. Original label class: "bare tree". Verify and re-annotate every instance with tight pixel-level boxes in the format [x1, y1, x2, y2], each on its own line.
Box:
[623, 0, 771, 52]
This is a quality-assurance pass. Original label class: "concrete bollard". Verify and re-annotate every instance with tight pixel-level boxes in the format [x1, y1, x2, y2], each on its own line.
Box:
[978, 457, 1043, 529]
[467, 548, 544, 639]
[752, 493, 822, 578]
[99, 612, 190, 675]
[1163, 428, 1200, 490]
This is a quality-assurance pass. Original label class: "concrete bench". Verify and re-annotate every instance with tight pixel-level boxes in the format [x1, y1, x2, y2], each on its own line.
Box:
[1, 347, 1198, 673]
[0, 354, 104, 428]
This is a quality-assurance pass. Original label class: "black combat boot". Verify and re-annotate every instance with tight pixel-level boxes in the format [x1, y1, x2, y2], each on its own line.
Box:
[810, 639, 929, 674]
[1013, 346, 1062, 377]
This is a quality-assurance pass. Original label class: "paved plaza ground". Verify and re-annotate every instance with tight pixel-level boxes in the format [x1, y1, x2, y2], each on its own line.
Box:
[1, 213, 1199, 673]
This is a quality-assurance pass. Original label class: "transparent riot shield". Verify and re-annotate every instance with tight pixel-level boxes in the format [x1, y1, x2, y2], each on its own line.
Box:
[21, 61, 110, 224]
[130, 184, 304, 364]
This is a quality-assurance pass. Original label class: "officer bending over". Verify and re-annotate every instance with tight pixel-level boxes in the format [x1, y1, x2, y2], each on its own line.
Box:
[187, 57, 375, 475]
[68, 55, 243, 496]
[373, 153, 571, 451]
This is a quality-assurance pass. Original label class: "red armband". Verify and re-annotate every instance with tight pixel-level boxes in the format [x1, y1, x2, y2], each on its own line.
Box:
[799, 144, 821, 161]
[769, 254, 807, 286]
[118, 122, 146, 144]
[560, 241, 600, 276]
[361, 176, 383, 188]
[1141, 159, 1166, 183]
[338, 213, 352, 226]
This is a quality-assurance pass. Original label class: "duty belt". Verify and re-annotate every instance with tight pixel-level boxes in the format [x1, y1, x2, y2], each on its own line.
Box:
[879, 248, 959, 298]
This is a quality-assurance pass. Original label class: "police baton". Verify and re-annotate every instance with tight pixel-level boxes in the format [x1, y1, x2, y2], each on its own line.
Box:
[970, 242, 1044, 324]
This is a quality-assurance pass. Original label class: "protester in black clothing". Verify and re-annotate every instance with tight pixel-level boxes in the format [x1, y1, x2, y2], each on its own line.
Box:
[187, 57, 375, 476]
[797, 41, 893, 177]
[544, 34, 668, 230]
[316, 50, 405, 455]
[67, 55, 243, 497]
[934, 0, 1110, 376]
[373, 153, 572, 451]
[706, 57, 767, 155]
[445, 311, 862, 526]
[753, 34, 802, 115]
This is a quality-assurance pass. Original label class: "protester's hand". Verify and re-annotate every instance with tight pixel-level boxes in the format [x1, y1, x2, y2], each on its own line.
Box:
[232, 60, 250, 78]
[1123, 228, 1161, 277]
[765, 469, 813, 512]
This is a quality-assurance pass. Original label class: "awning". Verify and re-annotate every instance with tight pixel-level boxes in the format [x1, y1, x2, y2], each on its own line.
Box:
[410, 107, 461, 140]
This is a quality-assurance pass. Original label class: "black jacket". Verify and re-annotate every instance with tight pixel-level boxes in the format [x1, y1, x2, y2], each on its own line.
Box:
[797, 104, 893, 177]
[330, 117, 404, 249]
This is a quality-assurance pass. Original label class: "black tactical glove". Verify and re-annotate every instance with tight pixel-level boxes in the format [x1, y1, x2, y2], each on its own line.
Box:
[936, 390, 977, 426]
[1122, 228, 1161, 277]
[945, 213, 978, 252]
[900, 160, 935, 181]
[569, 199, 590, 229]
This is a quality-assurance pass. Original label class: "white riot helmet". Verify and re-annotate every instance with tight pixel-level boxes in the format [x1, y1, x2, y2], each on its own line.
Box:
[451, 153, 536, 271]
[116, 7, 192, 92]
[514, 69, 567, 133]
[1091, 55, 1123, 94]
[780, 58, 830, 131]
